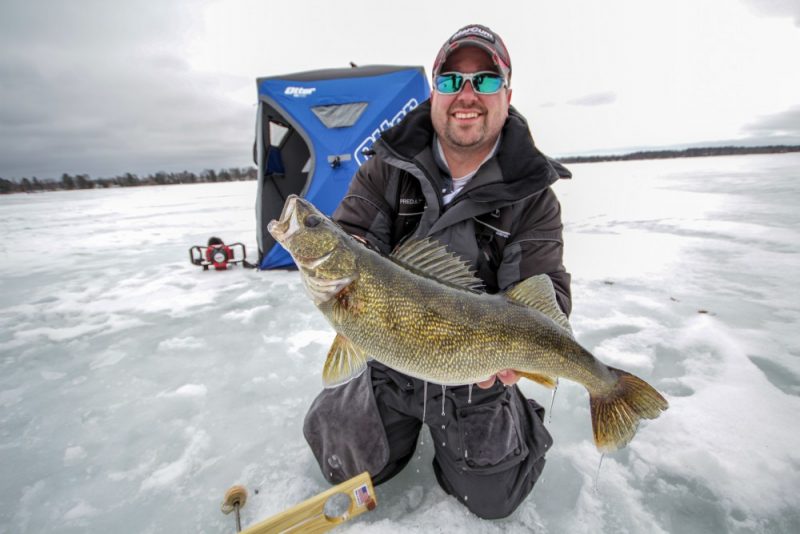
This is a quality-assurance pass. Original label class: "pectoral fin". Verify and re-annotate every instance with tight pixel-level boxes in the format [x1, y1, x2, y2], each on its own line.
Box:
[516, 371, 558, 389]
[322, 334, 368, 388]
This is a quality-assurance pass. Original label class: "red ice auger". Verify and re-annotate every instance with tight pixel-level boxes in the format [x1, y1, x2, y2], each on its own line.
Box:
[189, 237, 253, 270]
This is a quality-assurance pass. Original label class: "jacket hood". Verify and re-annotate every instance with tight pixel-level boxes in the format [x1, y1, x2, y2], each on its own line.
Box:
[376, 99, 569, 202]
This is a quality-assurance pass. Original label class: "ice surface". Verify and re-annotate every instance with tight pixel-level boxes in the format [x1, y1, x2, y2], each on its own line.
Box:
[1, 156, 799, 533]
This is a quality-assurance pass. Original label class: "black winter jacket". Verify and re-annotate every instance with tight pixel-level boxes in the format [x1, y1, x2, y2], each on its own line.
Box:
[332, 100, 572, 315]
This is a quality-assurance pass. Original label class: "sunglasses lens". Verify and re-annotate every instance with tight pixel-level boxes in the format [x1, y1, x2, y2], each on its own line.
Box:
[435, 73, 463, 94]
[435, 72, 504, 94]
[473, 73, 503, 94]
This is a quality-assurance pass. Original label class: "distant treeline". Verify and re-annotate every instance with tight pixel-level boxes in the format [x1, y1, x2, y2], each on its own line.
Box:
[0, 167, 257, 195]
[557, 144, 800, 164]
[3, 144, 800, 195]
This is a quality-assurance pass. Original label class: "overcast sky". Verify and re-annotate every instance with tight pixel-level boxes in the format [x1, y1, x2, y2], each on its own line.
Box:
[1, 0, 799, 180]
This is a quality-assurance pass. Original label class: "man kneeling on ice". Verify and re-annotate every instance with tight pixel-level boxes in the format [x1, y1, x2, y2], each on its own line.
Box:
[302, 24, 571, 519]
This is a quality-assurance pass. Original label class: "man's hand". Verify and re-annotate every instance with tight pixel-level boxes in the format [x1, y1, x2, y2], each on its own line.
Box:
[476, 369, 520, 389]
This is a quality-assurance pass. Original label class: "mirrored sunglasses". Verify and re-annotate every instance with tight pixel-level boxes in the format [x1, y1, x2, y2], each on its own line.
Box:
[434, 71, 506, 95]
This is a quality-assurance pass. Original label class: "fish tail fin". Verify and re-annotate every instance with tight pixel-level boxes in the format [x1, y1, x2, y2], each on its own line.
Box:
[589, 367, 669, 452]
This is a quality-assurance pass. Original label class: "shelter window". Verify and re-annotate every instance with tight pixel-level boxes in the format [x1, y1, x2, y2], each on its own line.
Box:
[311, 102, 368, 129]
[269, 121, 289, 147]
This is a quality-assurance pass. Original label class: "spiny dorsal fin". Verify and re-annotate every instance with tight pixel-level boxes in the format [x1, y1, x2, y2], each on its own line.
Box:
[505, 274, 573, 334]
[390, 238, 484, 292]
[322, 334, 368, 388]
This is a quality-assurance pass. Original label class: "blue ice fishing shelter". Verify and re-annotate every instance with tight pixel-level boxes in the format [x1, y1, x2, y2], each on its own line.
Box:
[255, 65, 430, 269]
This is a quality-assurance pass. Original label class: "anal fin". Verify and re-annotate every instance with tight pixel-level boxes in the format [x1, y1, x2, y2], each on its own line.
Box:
[323, 334, 368, 388]
[516, 371, 558, 389]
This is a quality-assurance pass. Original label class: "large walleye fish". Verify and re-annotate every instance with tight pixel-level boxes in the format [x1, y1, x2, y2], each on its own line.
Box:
[268, 195, 668, 452]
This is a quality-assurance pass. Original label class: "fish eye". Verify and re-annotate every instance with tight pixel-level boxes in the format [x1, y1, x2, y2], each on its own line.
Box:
[304, 214, 322, 228]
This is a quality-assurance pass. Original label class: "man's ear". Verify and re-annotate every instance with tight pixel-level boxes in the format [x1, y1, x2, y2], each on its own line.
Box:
[507, 87, 513, 105]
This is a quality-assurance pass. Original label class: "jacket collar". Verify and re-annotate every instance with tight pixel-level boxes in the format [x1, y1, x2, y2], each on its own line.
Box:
[375, 99, 564, 202]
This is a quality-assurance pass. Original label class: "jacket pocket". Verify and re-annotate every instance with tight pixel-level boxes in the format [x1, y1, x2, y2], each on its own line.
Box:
[457, 393, 528, 475]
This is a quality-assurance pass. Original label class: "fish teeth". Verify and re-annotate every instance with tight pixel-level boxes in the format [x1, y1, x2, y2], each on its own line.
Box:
[285, 207, 301, 239]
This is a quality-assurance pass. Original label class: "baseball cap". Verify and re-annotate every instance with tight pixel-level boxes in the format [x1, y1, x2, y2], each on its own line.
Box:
[432, 24, 512, 80]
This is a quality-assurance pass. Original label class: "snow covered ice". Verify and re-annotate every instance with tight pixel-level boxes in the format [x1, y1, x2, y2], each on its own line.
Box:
[1, 153, 799, 533]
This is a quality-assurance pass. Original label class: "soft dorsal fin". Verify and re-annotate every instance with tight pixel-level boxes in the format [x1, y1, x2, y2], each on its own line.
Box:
[390, 238, 484, 292]
[322, 334, 369, 388]
[505, 274, 573, 334]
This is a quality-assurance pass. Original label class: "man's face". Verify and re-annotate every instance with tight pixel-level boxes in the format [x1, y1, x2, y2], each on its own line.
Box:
[431, 46, 512, 154]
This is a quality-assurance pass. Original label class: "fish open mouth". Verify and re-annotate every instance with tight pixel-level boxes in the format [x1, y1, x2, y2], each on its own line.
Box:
[267, 195, 300, 242]
[266, 195, 337, 267]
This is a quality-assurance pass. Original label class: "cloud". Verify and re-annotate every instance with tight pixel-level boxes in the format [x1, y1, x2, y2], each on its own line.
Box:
[741, 0, 800, 26]
[566, 91, 618, 106]
[742, 106, 800, 137]
[0, 0, 255, 180]
[1, 1, 799, 178]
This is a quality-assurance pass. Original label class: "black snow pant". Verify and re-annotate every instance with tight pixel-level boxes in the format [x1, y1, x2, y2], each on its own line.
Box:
[303, 361, 553, 520]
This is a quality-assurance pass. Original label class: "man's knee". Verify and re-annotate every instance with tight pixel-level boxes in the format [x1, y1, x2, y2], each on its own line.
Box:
[431, 387, 552, 519]
[303, 370, 391, 484]
[303, 365, 422, 485]
[434, 454, 546, 519]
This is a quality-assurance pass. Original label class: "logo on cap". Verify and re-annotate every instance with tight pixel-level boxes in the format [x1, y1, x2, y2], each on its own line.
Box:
[451, 26, 495, 43]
